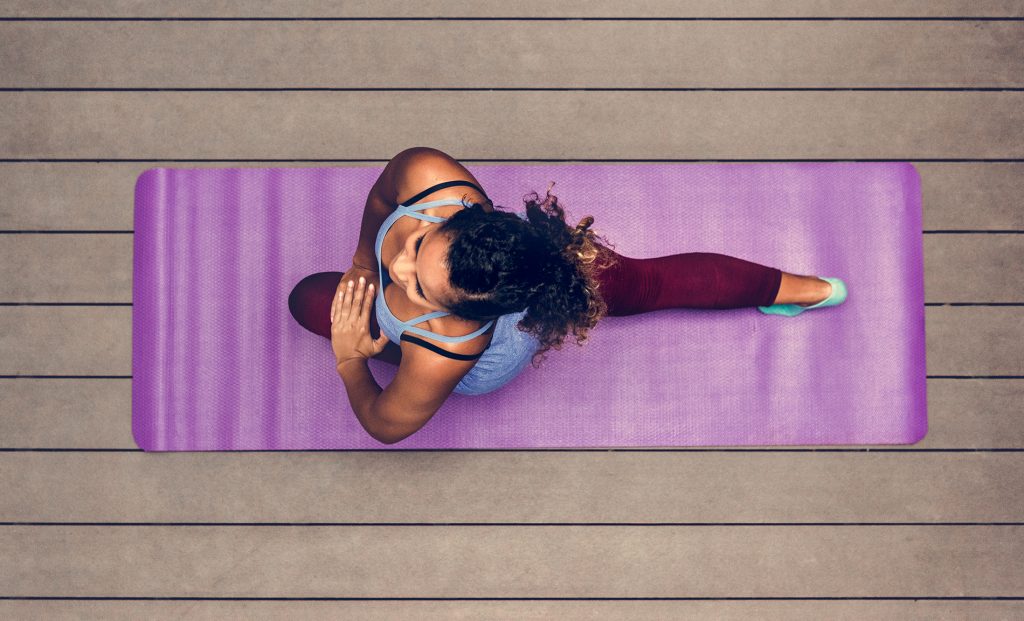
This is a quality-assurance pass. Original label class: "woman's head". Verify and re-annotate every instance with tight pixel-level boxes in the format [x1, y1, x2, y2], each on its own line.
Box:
[386, 221, 459, 313]
[427, 184, 619, 368]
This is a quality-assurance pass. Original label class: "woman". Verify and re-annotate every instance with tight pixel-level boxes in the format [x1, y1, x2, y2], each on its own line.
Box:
[289, 147, 847, 444]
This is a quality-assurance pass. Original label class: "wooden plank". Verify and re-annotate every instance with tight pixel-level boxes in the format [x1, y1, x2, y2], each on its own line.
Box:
[3, 0, 1022, 19]
[1, 525, 1020, 596]
[1, 305, 1012, 375]
[4, 232, 1022, 303]
[1, 377, 1020, 449]
[2, 452, 1021, 521]
[2, 600, 1022, 620]
[1, 92, 1022, 159]
[1, 162, 1022, 232]
[2, 22, 1021, 88]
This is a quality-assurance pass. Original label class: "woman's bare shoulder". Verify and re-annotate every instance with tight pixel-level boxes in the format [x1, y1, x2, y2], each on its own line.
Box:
[391, 147, 488, 205]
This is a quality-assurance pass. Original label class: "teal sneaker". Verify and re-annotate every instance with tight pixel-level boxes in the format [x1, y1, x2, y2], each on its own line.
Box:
[758, 276, 848, 317]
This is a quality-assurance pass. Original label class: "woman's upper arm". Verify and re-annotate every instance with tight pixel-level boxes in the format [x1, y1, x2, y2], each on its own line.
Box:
[370, 340, 479, 444]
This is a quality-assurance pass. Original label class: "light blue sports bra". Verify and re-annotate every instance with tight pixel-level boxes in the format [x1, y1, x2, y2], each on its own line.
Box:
[372, 179, 542, 395]
[374, 180, 495, 355]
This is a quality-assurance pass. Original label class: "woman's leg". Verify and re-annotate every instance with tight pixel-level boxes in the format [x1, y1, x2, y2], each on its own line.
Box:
[593, 245, 824, 317]
[288, 271, 343, 339]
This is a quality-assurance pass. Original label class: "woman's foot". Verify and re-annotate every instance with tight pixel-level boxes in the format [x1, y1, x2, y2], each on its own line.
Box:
[770, 272, 834, 306]
[758, 276, 847, 317]
[796, 278, 832, 307]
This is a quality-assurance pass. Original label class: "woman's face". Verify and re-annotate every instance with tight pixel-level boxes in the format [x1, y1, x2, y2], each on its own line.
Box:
[389, 225, 453, 312]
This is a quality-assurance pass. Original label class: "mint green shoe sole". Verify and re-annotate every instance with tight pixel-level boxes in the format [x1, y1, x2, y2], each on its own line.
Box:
[758, 276, 848, 317]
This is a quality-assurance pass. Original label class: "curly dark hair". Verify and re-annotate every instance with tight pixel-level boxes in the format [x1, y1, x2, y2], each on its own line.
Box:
[434, 182, 619, 368]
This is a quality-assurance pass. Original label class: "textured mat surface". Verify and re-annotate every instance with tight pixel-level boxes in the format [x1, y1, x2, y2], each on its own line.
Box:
[132, 163, 927, 450]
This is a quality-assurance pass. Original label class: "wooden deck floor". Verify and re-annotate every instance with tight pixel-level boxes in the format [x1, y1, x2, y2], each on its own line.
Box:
[1, 1, 1022, 619]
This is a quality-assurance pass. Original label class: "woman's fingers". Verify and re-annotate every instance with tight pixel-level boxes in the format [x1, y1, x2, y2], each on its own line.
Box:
[352, 278, 364, 323]
[333, 275, 373, 328]
[334, 283, 346, 325]
[331, 275, 348, 324]
[336, 280, 349, 324]
[362, 280, 375, 323]
[342, 279, 354, 323]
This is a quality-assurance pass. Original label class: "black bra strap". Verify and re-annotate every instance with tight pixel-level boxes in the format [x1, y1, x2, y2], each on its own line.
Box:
[400, 334, 485, 361]
[398, 180, 488, 207]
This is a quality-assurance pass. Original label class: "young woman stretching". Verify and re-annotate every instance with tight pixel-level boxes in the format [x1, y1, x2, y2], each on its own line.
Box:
[289, 147, 848, 444]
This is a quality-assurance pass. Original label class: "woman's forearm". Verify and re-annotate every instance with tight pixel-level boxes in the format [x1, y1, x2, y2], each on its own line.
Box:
[337, 358, 386, 441]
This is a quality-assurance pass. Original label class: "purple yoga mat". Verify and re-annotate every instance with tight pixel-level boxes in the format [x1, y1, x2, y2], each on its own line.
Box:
[132, 163, 926, 450]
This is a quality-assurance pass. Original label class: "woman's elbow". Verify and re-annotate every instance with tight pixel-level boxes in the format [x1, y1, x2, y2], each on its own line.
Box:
[370, 419, 424, 445]
[374, 432, 408, 445]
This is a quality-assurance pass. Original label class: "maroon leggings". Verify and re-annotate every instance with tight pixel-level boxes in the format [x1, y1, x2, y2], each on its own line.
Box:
[592, 245, 783, 317]
[288, 246, 783, 338]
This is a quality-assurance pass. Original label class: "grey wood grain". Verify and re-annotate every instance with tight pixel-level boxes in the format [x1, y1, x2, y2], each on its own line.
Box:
[2, 92, 1022, 159]
[4, 600, 1022, 621]
[4, 0, 1023, 18]
[1, 525, 1021, 596]
[1, 452, 1021, 521]
[2, 21, 1021, 88]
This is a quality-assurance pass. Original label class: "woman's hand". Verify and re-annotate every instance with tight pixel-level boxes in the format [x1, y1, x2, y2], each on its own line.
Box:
[335, 264, 379, 299]
[332, 272, 390, 369]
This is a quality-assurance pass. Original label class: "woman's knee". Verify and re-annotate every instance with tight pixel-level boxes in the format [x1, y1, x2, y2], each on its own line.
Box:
[288, 271, 343, 337]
